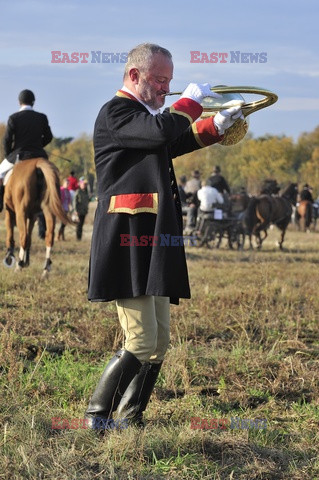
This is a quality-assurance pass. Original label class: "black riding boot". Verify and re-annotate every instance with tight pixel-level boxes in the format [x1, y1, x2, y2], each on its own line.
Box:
[117, 361, 162, 426]
[85, 349, 141, 431]
[0, 184, 4, 213]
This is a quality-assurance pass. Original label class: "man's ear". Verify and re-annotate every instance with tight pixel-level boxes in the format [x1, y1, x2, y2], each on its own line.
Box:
[129, 68, 140, 84]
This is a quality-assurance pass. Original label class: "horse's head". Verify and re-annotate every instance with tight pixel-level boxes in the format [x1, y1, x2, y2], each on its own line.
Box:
[260, 179, 280, 195]
[282, 183, 298, 205]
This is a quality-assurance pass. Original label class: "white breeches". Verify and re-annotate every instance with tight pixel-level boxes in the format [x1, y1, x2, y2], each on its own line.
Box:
[0, 158, 14, 181]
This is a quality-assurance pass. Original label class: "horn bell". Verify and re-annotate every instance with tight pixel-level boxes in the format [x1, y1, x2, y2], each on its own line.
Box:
[201, 86, 278, 145]
[166, 86, 278, 145]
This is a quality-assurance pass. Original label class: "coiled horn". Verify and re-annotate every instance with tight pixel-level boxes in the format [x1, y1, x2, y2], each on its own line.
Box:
[166, 86, 278, 145]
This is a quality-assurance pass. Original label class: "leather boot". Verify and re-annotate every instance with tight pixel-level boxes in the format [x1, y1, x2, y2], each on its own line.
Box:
[0, 184, 4, 213]
[85, 349, 141, 431]
[117, 361, 162, 426]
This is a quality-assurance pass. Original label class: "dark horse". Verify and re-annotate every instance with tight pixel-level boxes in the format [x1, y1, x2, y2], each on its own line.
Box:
[3, 158, 71, 277]
[244, 183, 298, 250]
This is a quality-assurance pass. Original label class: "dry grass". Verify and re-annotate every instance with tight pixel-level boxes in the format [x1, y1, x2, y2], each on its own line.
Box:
[1, 205, 319, 479]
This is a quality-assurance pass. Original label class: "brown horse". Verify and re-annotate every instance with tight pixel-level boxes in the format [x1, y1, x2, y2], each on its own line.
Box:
[244, 183, 298, 250]
[3, 158, 70, 277]
[295, 200, 313, 232]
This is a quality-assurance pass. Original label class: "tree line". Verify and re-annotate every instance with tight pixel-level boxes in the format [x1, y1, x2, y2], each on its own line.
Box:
[1, 123, 319, 196]
[174, 126, 319, 195]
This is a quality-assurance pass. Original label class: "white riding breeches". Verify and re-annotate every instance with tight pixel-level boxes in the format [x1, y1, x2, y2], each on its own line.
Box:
[0, 158, 14, 180]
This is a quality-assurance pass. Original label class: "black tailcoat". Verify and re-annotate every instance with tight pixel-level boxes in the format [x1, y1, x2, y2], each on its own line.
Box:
[88, 90, 221, 304]
[4, 109, 53, 162]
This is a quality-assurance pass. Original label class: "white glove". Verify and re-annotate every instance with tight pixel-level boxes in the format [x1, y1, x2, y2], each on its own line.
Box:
[180, 83, 222, 104]
[213, 100, 244, 135]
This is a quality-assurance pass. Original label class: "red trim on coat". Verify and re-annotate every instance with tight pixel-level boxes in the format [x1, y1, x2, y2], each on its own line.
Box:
[116, 90, 139, 102]
[108, 193, 158, 214]
[192, 117, 224, 147]
[169, 98, 203, 123]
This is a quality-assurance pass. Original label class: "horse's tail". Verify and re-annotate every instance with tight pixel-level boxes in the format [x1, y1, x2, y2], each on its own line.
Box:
[243, 197, 259, 233]
[35, 158, 71, 224]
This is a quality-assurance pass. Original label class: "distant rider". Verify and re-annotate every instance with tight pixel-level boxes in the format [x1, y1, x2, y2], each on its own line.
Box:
[300, 184, 314, 202]
[0, 89, 53, 211]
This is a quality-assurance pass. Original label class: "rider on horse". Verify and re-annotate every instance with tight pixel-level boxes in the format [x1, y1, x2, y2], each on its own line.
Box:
[300, 184, 314, 202]
[0, 89, 53, 211]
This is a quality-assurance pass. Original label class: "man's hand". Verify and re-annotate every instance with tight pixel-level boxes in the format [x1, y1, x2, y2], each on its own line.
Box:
[181, 83, 222, 104]
[213, 100, 244, 135]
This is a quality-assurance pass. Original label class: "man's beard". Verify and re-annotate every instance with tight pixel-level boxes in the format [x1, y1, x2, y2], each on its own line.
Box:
[138, 78, 165, 110]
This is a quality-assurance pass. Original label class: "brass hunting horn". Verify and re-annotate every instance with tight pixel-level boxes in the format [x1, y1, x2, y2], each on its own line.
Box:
[166, 86, 278, 145]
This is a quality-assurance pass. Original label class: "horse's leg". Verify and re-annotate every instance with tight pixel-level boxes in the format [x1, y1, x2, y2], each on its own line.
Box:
[313, 214, 317, 232]
[4, 208, 16, 267]
[260, 229, 268, 244]
[255, 222, 269, 249]
[253, 224, 264, 249]
[15, 209, 29, 271]
[278, 228, 286, 250]
[249, 233, 254, 249]
[24, 216, 36, 267]
[42, 210, 55, 278]
[294, 209, 300, 231]
[256, 232, 262, 249]
[307, 204, 313, 232]
[300, 214, 306, 232]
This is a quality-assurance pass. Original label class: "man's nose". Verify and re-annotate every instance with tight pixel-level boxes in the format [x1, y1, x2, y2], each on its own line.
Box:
[161, 81, 170, 94]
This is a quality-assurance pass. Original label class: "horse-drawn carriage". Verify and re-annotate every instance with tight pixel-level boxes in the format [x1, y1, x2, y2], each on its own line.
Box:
[195, 192, 249, 249]
[193, 182, 298, 251]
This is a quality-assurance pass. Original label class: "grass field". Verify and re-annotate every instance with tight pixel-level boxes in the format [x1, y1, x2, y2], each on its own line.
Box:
[1, 202, 319, 480]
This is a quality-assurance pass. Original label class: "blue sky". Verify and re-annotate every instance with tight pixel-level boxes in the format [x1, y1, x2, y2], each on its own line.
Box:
[0, 0, 318, 141]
